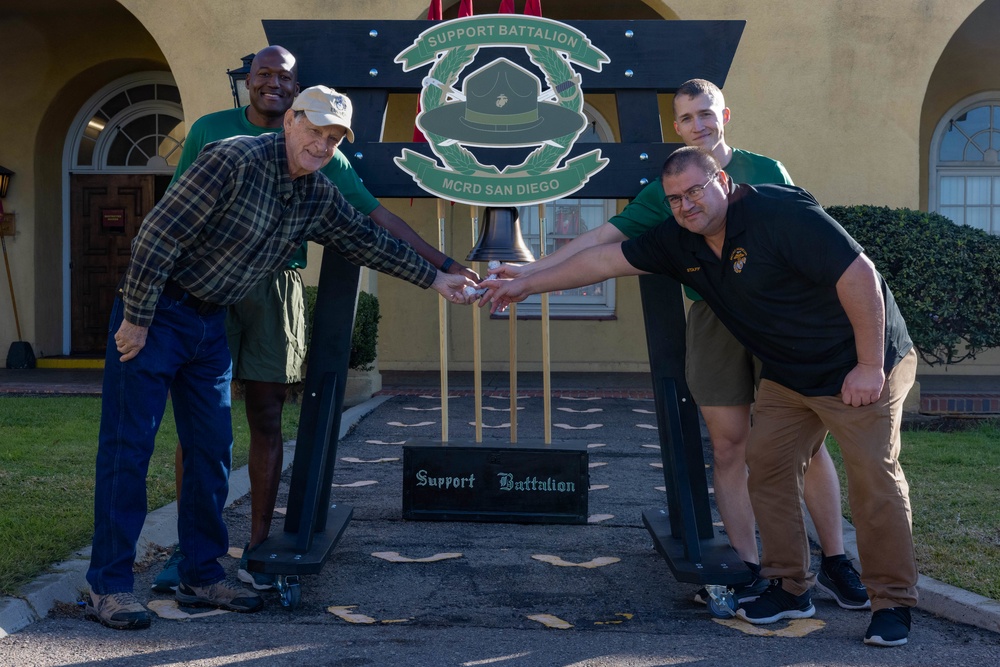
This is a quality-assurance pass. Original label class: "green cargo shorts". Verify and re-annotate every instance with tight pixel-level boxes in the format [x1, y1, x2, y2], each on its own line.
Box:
[684, 300, 759, 406]
[226, 269, 306, 384]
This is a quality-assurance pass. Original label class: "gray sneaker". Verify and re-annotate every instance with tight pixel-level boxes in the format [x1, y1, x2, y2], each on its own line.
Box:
[176, 579, 264, 613]
[86, 591, 152, 630]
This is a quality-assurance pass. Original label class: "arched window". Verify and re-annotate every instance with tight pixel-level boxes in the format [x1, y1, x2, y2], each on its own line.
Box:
[68, 73, 184, 173]
[510, 104, 616, 318]
[930, 93, 1000, 234]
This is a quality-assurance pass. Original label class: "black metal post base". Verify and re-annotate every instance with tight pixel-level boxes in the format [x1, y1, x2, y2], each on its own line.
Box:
[245, 503, 353, 577]
[642, 508, 749, 586]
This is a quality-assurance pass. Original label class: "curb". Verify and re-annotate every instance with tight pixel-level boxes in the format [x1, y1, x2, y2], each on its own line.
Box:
[0, 394, 389, 637]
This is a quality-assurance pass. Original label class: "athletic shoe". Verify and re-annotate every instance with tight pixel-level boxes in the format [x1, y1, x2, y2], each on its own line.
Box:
[238, 543, 276, 591]
[176, 579, 264, 613]
[736, 579, 816, 624]
[693, 561, 768, 605]
[816, 554, 870, 610]
[86, 591, 152, 630]
[150, 547, 184, 593]
[864, 607, 911, 646]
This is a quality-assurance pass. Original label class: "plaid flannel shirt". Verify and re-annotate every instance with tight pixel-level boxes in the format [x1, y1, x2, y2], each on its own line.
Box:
[122, 132, 436, 327]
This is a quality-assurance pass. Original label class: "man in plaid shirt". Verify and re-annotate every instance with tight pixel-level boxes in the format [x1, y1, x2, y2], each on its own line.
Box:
[85, 86, 475, 630]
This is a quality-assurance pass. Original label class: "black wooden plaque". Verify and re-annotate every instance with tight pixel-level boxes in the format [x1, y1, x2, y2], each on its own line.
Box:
[403, 440, 589, 524]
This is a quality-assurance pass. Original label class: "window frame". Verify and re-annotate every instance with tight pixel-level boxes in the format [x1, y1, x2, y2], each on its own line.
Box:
[929, 92, 1000, 235]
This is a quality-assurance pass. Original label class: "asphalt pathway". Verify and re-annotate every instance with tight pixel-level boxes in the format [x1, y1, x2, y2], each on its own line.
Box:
[1, 393, 999, 666]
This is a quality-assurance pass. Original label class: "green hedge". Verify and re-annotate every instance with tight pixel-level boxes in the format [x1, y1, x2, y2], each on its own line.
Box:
[302, 286, 381, 371]
[827, 205, 1000, 366]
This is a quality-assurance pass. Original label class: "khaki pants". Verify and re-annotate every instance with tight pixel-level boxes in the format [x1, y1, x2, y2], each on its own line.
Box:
[746, 349, 918, 611]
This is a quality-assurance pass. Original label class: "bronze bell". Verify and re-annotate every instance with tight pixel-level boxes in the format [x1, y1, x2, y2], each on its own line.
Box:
[466, 206, 536, 263]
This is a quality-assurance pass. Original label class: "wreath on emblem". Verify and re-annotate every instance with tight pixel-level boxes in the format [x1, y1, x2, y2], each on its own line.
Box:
[420, 44, 583, 177]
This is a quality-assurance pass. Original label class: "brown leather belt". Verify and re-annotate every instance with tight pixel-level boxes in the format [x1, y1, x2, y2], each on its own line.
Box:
[162, 280, 223, 316]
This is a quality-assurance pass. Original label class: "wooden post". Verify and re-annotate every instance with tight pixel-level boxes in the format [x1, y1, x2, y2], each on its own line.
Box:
[470, 206, 483, 442]
[437, 199, 448, 442]
[509, 302, 517, 443]
[538, 203, 551, 443]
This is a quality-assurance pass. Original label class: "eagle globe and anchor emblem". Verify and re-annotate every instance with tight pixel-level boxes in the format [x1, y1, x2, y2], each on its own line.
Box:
[394, 14, 611, 207]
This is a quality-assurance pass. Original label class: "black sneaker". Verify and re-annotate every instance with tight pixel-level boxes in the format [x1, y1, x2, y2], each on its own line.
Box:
[816, 554, 870, 610]
[864, 607, 911, 646]
[693, 562, 769, 605]
[736, 579, 815, 625]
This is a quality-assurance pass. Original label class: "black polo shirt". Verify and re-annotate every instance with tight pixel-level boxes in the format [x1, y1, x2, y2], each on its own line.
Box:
[621, 183, 912, 396]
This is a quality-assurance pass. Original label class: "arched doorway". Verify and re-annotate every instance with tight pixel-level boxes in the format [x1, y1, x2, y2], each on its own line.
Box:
[62, 72, 184, 353]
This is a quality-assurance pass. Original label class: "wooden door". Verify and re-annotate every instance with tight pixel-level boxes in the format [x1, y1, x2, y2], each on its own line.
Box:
[70, 174, 154, 354]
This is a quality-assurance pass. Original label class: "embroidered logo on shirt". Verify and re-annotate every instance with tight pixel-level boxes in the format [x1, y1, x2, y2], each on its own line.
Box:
[730, 247, 748, 274]
[686, 267, 701, 273]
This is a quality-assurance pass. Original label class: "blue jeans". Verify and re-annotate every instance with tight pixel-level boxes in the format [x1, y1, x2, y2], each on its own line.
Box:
[86, 294, 233, 594]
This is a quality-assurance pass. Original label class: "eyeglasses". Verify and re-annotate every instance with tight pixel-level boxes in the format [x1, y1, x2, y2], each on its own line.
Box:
[663, 173, 719, 210]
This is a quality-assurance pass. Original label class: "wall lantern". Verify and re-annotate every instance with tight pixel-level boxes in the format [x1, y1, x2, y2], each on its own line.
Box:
[226, 54, 255, 108]
[0, 165, 14, 235]
[0, 165, 12, 200]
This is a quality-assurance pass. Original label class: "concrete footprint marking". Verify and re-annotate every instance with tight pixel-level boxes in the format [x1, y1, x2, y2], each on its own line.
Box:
[527, 613, 573, 629]
[589, 461, 608, 468]
[559, 396, 601, 401]
[147, 599, 229, 620]
[532, 555, 620, 569]
[403, 406, 442, 412]
[636, 423, 657, 430]
[654, 486, 666, 492]
[632, 408, 655, 414]
[468, 421, 512, 428]
[366, 439, 406, 445]
[650, 462, 664, 469]
[554, 423, 603, 430]
[641, 444, 660, 450]
[483, 406, 525, 412]
[419, 394, 460, 399]
[274, 507, 286, 515]
[587, 443, 607, 448]
[332, 480, 378, 488]
[372, 551, 463, 563]
[387, 421, 435, 427]
[556, 407, 603, 413]
[327, 605, 377, 624]
[589, 484, 609, 491]
[594, 613, 634, 625]
[588, 514, 614, 523]
[488, 394, 529, 400]
[714, 618, 826, 637]
[340, 457, 400, 464]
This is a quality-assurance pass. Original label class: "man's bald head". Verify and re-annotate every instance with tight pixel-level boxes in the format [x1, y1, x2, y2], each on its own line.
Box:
[245, 45, 299, 128]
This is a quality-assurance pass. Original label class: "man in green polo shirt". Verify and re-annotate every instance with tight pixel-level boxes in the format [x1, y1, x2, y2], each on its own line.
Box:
[496, 79, 867, 611]
[153, 45, 477, 593]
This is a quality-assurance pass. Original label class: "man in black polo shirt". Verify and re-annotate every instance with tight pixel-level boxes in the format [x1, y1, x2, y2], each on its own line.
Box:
[479, 146, 918, 648]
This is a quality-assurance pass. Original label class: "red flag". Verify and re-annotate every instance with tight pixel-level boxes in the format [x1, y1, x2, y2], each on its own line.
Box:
[412, 1, 443, 142]
[498, 0, 515, 13]
[524, 0, 541, 16]
[459, 0, 475, 17]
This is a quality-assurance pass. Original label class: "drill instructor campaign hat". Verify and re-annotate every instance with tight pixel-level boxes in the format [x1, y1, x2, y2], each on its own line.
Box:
[417, 58, 586, 146]
[290, 85, 355, 143]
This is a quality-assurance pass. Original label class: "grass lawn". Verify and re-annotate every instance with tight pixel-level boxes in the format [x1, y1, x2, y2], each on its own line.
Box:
[0, 396, 299, 596]
[825, 419, 1000, 601]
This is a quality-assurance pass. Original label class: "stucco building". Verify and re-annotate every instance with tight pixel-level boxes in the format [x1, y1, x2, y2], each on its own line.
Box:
[1, 0, 998, 376]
